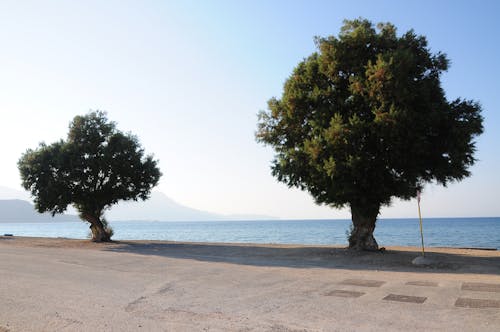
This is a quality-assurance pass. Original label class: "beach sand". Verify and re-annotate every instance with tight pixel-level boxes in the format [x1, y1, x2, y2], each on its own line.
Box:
[1, 236, 499, 331]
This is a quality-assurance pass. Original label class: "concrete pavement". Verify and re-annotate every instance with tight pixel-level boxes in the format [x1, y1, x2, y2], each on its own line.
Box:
[0, 237, 499, 331]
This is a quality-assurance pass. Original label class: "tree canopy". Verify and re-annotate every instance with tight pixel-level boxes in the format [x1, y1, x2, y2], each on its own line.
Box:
[18, 111, 162, 241]
[256, 19, 483, 250]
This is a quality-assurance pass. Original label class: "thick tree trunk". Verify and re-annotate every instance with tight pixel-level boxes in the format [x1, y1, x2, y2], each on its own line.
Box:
[82, 212, 111, 242]
[89, 221, 111, 242]
[348, 204, 380, 251]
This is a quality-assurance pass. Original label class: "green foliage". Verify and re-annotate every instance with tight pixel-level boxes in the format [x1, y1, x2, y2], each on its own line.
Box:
[18, 111, 161, 239]
[257, 18, 483, 218]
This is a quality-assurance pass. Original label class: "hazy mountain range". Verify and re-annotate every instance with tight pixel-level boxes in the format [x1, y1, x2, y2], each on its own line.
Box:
[0, 186, 274, 223]
[0, 199, 80, 223]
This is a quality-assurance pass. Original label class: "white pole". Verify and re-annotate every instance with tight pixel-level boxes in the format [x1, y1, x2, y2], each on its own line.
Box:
[417, 191, 425, 257]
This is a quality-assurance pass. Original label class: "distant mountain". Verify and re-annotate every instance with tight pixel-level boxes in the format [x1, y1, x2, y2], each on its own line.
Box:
[223, 213, 277, 221]
[106, 191, 276, 221]
[106, 191, 221, 221]
[0, 186, 276, 222]
[0, 199, 80, 223]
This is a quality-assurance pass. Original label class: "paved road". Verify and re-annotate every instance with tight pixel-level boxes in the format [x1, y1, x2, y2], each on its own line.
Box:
[1, 238, 499, 331]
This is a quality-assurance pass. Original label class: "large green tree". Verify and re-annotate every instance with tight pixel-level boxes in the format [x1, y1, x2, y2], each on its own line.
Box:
[256, 19, 483, 250]
[18, 111, 162, 242]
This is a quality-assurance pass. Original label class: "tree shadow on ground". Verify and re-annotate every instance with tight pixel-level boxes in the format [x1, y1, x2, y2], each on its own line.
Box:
[104, 241, 500, 275]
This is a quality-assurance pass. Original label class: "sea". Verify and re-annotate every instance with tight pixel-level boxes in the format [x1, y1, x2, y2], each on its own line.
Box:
[1, 217, 499, 249]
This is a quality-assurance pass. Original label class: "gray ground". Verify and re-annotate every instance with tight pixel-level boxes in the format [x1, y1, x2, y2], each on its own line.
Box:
[1, 237, 499, 331]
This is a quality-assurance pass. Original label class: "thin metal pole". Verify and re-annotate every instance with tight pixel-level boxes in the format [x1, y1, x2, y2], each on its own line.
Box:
[417, 198, 425, 257]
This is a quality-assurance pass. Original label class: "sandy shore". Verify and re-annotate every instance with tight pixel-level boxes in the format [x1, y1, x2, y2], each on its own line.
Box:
[1, 236, 499, 331]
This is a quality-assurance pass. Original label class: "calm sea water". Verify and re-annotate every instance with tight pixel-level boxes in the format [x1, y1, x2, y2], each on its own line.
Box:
[1, 218, 499, 249]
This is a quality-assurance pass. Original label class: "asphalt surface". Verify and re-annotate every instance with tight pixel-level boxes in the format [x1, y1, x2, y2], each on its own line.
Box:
[1, 237, 499, 331]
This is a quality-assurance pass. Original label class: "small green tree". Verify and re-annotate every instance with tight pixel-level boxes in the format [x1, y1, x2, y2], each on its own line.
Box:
[18, 111, 162, 242]
[256, 19, 483, 250]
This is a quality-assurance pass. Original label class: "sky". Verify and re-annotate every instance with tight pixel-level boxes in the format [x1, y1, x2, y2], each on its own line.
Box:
[0, 0, 499, 219]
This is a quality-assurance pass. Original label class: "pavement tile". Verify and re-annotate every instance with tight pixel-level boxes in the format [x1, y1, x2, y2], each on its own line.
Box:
[461, 282, 500, 293]
[383, 294, 427, 304]
[340, 279, 385, 287]
[323, 289, 365, 298]
[405, 281, 438, 287]
[455, 297, 500, 308]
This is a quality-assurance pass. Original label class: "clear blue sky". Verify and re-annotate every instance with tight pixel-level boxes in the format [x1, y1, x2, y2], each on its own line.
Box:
[1, 0, 498, 218]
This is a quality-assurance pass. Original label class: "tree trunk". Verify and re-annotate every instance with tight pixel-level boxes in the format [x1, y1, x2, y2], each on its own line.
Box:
[82, 212, 111, 242]
[348, 203, 380, 251]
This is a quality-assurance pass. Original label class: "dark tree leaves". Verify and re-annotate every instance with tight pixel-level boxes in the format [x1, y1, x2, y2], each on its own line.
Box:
[256, 19, 483, 248]
[18, 111, 162, 240]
